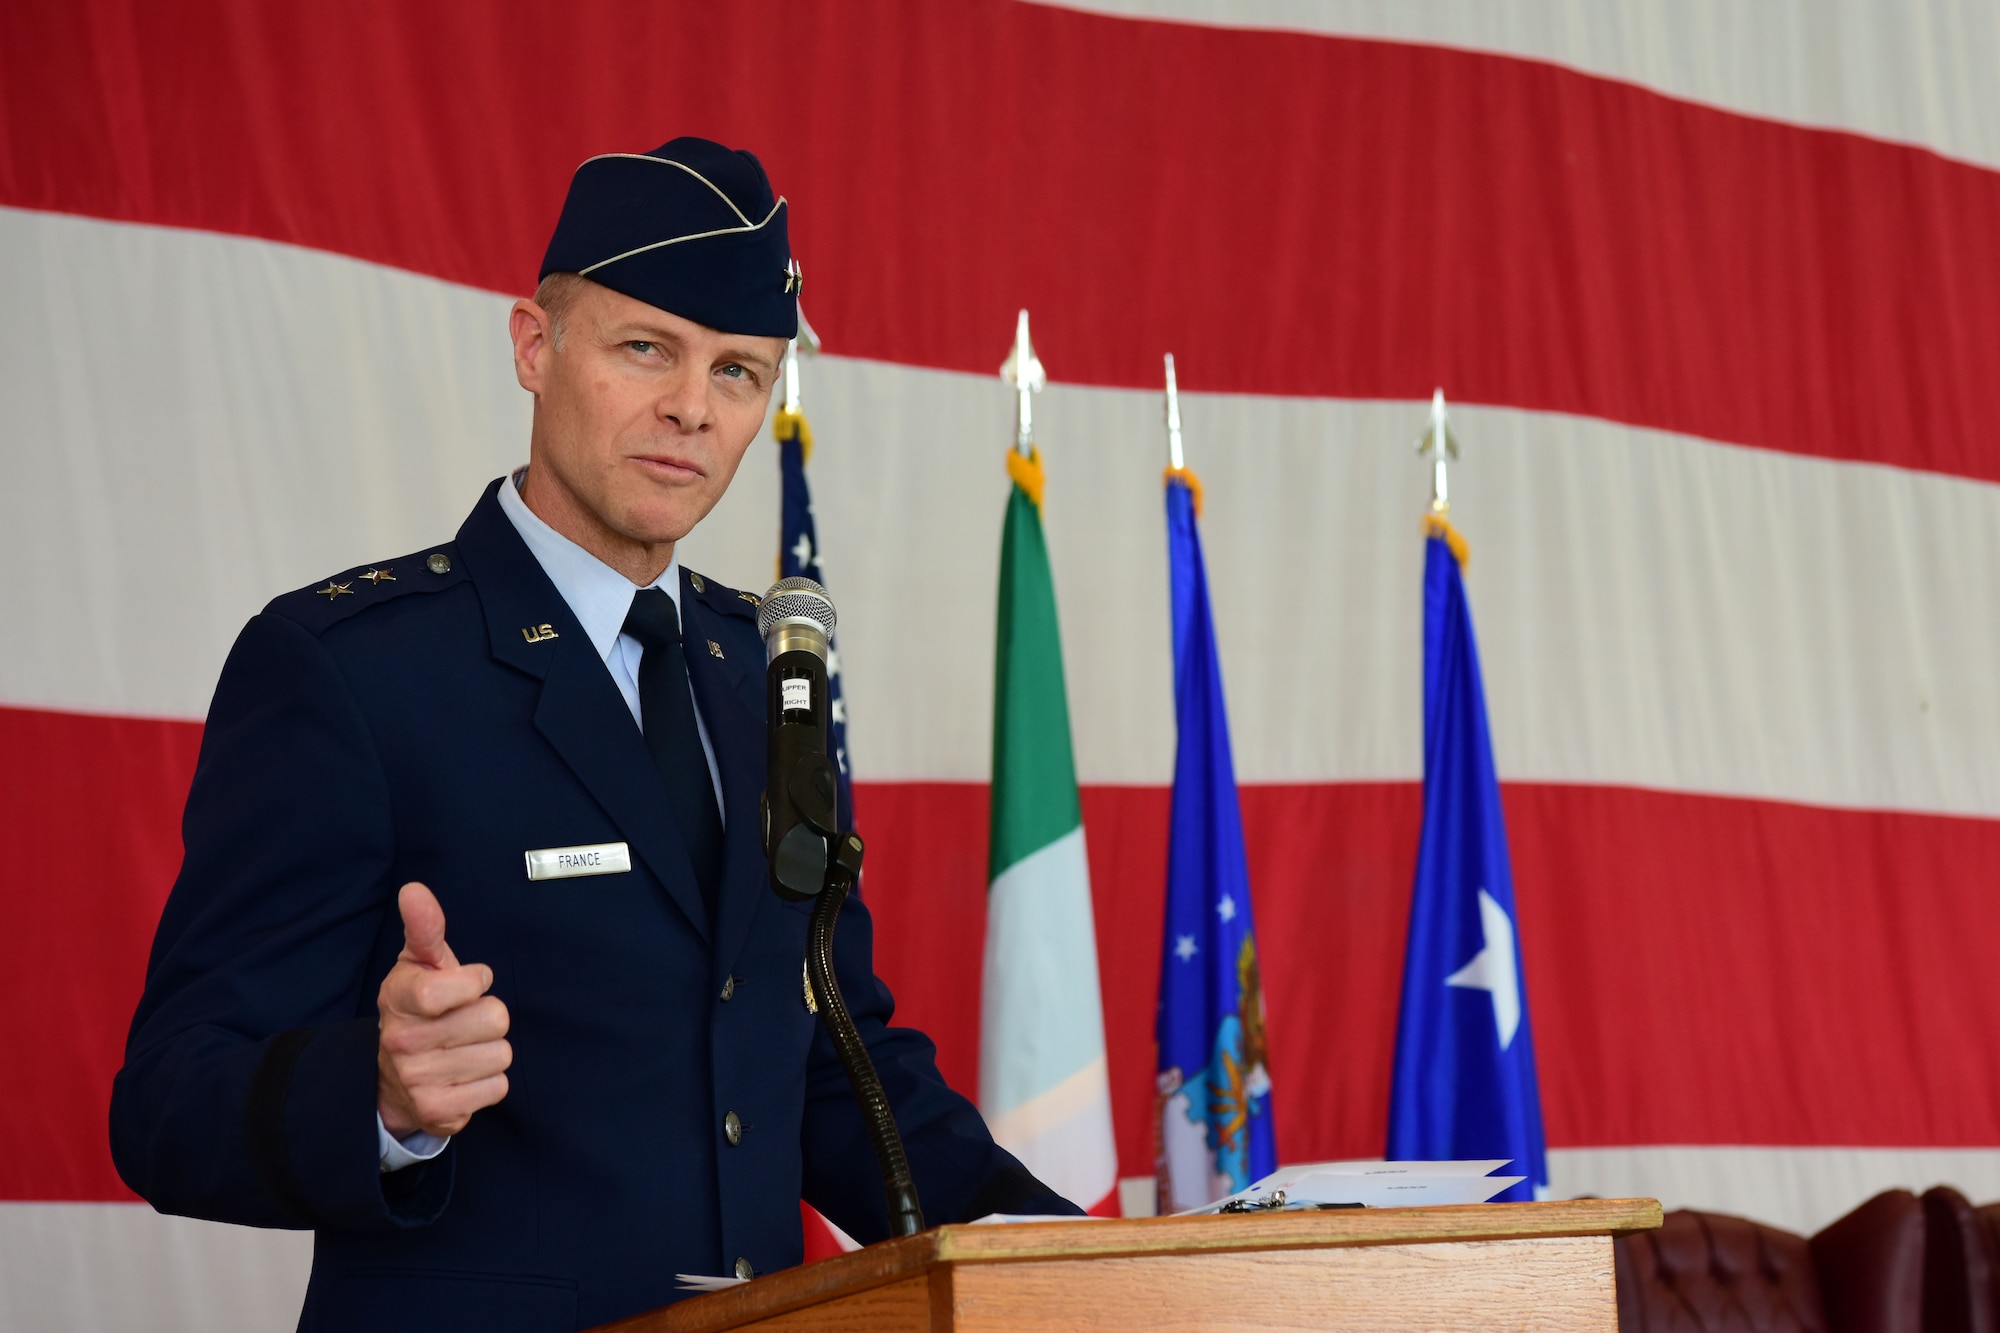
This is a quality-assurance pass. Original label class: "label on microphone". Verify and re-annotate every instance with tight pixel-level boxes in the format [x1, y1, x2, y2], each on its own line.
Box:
[781, 678, 812, 712]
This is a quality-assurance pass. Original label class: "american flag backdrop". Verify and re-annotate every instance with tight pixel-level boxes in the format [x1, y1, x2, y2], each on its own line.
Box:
[3, 2, 1999, 1327]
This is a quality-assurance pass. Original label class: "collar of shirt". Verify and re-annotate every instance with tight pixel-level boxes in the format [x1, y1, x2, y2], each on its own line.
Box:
[496, 467, 680, 660]
[496, 468, 725, 818]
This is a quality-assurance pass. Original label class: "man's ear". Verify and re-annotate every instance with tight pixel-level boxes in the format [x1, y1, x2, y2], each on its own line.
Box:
[510, 300, 554, 395]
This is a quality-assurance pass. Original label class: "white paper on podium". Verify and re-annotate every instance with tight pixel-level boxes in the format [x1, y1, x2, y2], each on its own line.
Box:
[674, 1273, 749, 1292]
[1176, 1160, 1524, 1215]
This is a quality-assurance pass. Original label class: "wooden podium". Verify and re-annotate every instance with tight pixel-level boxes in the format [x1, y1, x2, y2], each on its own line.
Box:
[595, 1198, 1661, 1332]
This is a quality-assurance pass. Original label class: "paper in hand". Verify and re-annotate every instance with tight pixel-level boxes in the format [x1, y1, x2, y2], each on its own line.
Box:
[674, 1274, 750, 1292]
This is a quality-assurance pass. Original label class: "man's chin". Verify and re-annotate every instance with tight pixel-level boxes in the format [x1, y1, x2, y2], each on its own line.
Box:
[609, 505, 701, 549]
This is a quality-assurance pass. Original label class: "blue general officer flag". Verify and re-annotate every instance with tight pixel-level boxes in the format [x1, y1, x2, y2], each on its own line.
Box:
[1154, 468, 1276, 1214]
[1387, 519, 1547, 1200]
[775, 406, 854, 828]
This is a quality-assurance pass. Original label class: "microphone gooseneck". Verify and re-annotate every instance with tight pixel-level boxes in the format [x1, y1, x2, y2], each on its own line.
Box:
[759, 578, 925, 1238]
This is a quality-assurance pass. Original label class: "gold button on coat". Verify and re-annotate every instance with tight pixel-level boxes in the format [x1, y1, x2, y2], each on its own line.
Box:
[724, 1111, 743, 1146]
[426, 553, 451, 574]
[720, 976, 736, 1001]
[734, 1257, 755, 1281]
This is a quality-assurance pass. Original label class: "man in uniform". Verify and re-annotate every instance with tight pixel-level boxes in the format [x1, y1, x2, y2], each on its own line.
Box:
[110, 137, 1078, 1332]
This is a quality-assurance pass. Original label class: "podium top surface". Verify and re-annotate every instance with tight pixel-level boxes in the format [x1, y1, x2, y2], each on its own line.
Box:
[599, 1197, 1662, 1333]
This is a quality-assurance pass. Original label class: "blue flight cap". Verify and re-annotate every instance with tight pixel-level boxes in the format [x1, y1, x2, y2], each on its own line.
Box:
[539, 136, 798, 339]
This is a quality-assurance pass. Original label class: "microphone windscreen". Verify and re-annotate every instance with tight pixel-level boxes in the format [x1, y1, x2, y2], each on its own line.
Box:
[758, 576, 837, 641]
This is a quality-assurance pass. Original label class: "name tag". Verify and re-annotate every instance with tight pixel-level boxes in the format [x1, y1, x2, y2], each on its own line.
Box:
[524, 842, 632, 881]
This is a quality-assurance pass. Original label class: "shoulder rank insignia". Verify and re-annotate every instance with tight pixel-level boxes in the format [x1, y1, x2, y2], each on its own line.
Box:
[359, 567, 396, 584]
[316, 580, 354, 599]
[738, 591, 760, 607]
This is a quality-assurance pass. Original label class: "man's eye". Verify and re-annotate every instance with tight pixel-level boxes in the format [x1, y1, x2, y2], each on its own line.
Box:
[718, 364, 748, 381]
[627, 341, 655, 354]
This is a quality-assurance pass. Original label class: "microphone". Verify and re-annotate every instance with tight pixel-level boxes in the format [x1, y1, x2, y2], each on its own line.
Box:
[757, 577, 843, 901]
[757, 576, 925, 1237]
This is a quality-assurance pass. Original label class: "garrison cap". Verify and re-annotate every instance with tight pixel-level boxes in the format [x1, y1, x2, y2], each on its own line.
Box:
[539, 136, 798, 339]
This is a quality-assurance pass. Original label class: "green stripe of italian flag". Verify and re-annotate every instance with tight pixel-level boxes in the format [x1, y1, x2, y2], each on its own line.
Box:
[979, 456, 1119, 1213]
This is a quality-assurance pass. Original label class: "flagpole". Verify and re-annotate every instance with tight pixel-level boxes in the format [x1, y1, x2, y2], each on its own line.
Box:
[1163, 353, 1184, 470]
[984, 307, 1119, 1212]
[1001, 308, 1045, 454]
[1418, 387, 1457, 513]
[783, 304, 821, 416]
[1388, 390, 1545, 1197]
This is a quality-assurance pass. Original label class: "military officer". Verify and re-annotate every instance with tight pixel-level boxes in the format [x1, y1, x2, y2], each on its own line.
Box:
[110, 137, 1078, 1333]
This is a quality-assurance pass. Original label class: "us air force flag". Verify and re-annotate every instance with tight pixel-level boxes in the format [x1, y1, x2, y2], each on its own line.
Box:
[1154, 469, 1276, 1213]
[1386, 521, 1548, 1200]
[774, 407, 854, 829]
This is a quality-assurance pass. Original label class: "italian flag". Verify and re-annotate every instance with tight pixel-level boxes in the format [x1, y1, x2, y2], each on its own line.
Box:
[978, 446, 1119, 1213]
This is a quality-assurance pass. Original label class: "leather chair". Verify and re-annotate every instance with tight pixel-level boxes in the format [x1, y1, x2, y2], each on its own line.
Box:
[1615, 1190, 1925, 1333]
[1922, 1186, 1999, 1333]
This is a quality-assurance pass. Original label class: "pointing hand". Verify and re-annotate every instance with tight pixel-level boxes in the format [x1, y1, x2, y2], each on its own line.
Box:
[376, 882, 512, 1139]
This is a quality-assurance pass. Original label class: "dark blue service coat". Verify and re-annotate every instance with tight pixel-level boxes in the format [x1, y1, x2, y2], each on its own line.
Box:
[110, 480, 1076, 1331]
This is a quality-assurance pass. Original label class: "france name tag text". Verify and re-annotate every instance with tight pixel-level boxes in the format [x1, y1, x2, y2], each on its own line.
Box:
[524, 842, 632, 881]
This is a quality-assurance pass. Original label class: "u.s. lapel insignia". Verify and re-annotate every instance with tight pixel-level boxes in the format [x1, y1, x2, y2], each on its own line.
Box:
[521, 623, 560, 644]
[689, 572, 706, 593]
[316, 580, 354, 599]
[803, 960, 818, 1014]
[359, 567, 395, 584]
[707, 640, 724, 659]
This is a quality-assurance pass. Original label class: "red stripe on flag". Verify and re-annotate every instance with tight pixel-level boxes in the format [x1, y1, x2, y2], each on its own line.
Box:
[861, 781, 2000, 1185]
[0, 706, 200, 1201]
[3, 2, 1997, 482]
[8, 708, 2000, 1202]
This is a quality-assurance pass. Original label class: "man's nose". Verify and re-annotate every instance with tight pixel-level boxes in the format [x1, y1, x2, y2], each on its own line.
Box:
[656, 367, 711, 433]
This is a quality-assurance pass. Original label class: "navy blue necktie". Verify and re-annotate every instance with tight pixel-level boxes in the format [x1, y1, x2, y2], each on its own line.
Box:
[621, 588, 724, 921]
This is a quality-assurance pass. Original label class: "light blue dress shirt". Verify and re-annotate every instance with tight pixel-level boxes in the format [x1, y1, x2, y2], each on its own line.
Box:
[494, 468, 723, 807]
[379, 468, 727, 1172]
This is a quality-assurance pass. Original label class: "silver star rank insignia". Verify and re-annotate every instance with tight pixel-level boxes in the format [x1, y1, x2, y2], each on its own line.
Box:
[316, 580, 354, 599]
[359, 567, 395, 584]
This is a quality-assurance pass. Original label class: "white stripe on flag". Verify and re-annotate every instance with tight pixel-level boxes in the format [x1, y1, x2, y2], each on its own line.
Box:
[0, 1203, 311, 1332]
[979, 826, 1118, 1207]
[985, 1053, 1113, 1149]
[7, 205, 1999, 820]
[13, 1148, 1997, 1328]
[1033, 0, 2000, 171]
[987, 1066, 1118, 1213]
[1548, 1145, 2000, 1238]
